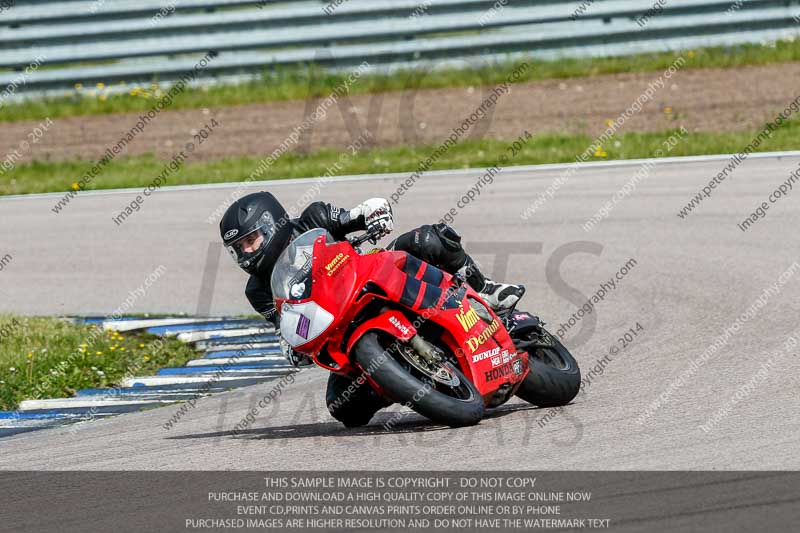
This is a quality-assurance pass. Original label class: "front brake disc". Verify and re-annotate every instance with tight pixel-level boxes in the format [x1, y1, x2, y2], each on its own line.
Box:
[396, 344, 460, 387]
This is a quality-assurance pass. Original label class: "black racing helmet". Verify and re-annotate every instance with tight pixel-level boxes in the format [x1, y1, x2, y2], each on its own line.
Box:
[220, 191, 293, 277]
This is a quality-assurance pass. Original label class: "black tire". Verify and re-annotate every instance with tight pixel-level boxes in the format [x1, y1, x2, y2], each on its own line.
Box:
[515, 327, 581, 408]
[353, 332, 484, 428]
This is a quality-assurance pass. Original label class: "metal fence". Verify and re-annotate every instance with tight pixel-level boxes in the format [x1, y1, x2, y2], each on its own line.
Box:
[2, 0, 800, 100]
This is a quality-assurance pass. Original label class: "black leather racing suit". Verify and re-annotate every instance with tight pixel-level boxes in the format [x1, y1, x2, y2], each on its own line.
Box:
[244, 201, 475, 427]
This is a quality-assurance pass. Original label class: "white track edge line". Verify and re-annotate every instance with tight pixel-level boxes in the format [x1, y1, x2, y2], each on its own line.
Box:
[3, 150, 800, 202]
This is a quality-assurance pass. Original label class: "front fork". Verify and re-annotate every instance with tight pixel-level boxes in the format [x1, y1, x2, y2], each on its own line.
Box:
[408, 335, 442, 365]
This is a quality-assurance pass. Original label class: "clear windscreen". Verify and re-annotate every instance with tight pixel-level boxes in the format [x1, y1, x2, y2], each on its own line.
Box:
[270, 228, 332, 301]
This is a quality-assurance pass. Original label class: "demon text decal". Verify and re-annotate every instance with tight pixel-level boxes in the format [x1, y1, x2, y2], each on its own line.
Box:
[466, 319, 500, 352]
[325, 253, 350, 277]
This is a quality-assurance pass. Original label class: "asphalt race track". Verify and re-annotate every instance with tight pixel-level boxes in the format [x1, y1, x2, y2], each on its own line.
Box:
[1, 152, 799, 471]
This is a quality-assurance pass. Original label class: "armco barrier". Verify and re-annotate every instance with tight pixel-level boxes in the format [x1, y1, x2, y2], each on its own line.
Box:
[1, 0, 799, 99]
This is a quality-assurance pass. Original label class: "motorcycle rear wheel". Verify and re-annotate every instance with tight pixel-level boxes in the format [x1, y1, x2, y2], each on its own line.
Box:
[515, 327, 581, 408]
[353, 332, 484, 428]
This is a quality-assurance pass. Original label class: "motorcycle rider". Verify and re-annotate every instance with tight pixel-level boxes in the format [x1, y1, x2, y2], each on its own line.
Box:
[220, 191, 525, 427]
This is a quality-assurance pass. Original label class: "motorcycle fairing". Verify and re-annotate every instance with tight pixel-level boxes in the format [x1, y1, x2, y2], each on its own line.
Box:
[345, 310, 417, 354]
[274, 232, 529, 403]
[280, 301, 335, 348]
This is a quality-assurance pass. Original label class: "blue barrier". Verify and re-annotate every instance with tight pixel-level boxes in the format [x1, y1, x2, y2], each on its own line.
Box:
[145, 319, 266, 335]
[0, 411, 69, 420]
[203, 348, 282, 358]
[157, 363, 286, 375]
[73, 316, 162, 325]
[200, 334, 280, 346]
[2, 316, 294, 438]
[75, 387, 207, 400]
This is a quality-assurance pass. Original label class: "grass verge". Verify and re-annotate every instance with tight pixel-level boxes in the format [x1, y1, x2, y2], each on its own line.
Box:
[4, 39, 800, 122]
[0, 315, 198, 411]
[3, 119, 799, 196]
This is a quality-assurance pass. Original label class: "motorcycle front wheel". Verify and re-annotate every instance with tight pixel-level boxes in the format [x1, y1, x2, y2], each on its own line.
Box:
[353, 331, 484, 428]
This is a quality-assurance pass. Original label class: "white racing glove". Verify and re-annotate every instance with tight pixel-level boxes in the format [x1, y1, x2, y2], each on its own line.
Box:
[350, 198, 394, 239]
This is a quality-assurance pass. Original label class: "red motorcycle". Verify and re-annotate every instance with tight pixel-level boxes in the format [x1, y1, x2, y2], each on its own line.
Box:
[272, 228, 580, 428]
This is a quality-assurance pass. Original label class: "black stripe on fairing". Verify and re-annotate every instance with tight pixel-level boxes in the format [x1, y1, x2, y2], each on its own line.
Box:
[420, 283, 442, 309]
[403, 254, 423, 277]
[400, 276, 422, 308]
[421, 264, 444, 286]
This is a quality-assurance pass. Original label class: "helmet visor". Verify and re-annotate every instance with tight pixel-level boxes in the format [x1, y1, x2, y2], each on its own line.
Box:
[224, 211, 278, 271]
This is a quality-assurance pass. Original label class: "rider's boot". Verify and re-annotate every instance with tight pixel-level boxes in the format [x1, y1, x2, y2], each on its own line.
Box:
[459, 255, 526, 312]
